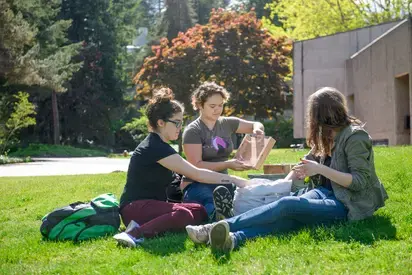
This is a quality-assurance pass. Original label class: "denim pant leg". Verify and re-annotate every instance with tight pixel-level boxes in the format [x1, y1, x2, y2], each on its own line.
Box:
[227, 187, 348, 248]
[183, 182, 216, 217]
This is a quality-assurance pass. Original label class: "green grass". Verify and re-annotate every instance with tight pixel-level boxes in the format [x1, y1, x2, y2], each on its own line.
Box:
[1, 147, 412, 274]
[9, 144, 107, 158]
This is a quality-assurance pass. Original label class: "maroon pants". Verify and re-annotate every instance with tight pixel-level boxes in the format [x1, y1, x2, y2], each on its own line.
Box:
[120, 200, 208, 238]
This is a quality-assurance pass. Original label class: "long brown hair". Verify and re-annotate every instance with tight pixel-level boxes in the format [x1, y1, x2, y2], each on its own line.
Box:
[306, 87, 362, 156]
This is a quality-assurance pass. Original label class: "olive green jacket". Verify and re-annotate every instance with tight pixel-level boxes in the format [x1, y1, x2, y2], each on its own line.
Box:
[308, 125, 388, 221]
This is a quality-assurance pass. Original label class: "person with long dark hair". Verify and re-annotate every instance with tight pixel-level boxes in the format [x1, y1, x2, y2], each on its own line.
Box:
[186, 87, 388, 253]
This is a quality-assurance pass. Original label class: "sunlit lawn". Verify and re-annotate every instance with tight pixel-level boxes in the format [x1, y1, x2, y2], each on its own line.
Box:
[1, 147, 411, 274]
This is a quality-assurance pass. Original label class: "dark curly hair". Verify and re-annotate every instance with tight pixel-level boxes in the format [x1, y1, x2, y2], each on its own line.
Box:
[146, 88, 184, 130]
[191, 82, 230, 111]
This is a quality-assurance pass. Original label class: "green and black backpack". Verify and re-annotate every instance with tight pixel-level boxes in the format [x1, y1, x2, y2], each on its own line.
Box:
[40, 193, 121, 242]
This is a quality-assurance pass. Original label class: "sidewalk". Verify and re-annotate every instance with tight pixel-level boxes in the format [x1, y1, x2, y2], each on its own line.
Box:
[0, 157, 130, 177]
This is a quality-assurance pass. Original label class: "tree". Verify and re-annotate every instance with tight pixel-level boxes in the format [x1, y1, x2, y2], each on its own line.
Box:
[55, 0, 142, 147]
[2, 0, 83, 144]
[134, 9, 292, 119]
[268, 0, 412, 40]
[228, 0, 275, 19]
[0, 0, 37, 78]
[0, 92, 36, 154]
[156, 0, 198, 41]
[192, 0, 227, 24]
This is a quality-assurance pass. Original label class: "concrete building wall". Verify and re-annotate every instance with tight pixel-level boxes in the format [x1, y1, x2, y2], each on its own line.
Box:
[293, 21, 400, 138]
[347, 20, 411, 145]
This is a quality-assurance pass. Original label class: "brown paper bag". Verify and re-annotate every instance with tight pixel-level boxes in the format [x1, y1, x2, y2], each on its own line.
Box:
[234, 134, 276, 170]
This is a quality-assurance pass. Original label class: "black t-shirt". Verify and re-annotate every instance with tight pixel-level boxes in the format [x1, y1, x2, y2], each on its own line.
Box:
[120, 133, 177, 208]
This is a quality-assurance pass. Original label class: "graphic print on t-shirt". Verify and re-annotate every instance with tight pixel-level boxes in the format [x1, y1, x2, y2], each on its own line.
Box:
[210, 136, 231, 156]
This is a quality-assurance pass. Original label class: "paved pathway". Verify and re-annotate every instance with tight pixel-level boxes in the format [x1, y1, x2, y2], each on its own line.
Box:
[0, 157, 130, 177]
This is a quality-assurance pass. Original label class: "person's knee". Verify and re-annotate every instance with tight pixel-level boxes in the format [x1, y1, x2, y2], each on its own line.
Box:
[276, 196, 302, 215]
[186, 183, 213, 201]
[173, 207, 196, 224]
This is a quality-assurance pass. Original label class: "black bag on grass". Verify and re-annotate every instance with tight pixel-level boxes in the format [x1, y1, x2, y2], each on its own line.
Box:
[40, 193, 120, 242]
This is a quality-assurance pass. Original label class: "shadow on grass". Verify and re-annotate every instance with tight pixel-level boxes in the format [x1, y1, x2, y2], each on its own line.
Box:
[264, 214, 397, 247]
[211, 249, 231, 265]
[138, 232, 187, 256]
[328, 214, 397, 245]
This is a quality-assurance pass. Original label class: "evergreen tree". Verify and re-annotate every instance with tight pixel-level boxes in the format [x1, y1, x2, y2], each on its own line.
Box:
[57, 0, 141, 147]
[1, 0, 82, 144]
[0, 0, 36, 78]
[156, 0, 198, 41]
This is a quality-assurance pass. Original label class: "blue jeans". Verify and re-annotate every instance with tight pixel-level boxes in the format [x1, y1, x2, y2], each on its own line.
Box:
[226, 187, 348, 248]
[183, 182, 235, 218]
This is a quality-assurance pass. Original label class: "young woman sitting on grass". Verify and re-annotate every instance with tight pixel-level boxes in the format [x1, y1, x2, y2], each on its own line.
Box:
[186, 87, 388, 253]
[113, 88, 248, 247]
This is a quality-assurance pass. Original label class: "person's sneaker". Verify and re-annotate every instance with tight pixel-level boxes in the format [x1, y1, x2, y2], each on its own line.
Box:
[213, 186, 234, 221]
[113, 232, 138, 248]
[186, 223, 214, 244]
[114, 220, 144, 248]
[209, 220, 235, 253]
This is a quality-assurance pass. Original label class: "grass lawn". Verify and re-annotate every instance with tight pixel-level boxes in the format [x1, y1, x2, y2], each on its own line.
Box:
[1, 147, 411, 274]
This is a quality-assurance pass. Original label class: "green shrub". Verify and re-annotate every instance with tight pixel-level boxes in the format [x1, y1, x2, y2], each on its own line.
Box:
[0, 92, 36, 155]
[9, 144, 107, 157]
[263, 118, 305, 148]
[121, 108, 149, 144]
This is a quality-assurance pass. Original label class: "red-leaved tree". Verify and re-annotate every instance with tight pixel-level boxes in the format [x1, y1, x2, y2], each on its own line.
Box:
[134, 9, 292, 119]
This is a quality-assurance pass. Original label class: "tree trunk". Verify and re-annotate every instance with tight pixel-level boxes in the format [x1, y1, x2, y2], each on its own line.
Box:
[52, 91, 60, 145]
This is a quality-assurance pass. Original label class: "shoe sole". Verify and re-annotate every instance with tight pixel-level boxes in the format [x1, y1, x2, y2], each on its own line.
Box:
[209, 221, 229, 251]
[185, 227, 203, 244]
[213, 186, 233, 220]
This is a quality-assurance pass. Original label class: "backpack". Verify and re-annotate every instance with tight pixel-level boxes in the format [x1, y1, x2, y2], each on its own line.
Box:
[166, 173, 183, 203]
[40, 193, 121, 242]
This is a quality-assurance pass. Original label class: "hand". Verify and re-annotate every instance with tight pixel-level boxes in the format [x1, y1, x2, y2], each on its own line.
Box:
[253, 128, 265, 136]
[226, 159, 253, 171]
[230, 175, 249, 188]
[292, 159, 321, 178]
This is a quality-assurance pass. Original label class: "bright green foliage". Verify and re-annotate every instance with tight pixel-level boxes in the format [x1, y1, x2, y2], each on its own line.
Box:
[0, 92, 36, 154]
[267, 0, 412, 40]
[135, 9, 292, 119]
[121, 108, 149, 143]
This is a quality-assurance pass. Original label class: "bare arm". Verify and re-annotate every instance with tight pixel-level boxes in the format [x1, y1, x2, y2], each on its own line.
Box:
[158, 154, 248, 187]
[292, 159, 352, 188]
[236, 118, 264, 135]
[284, 170, 300, 181]
[183, 143, 251, 172]
[183, 143, 230, 172]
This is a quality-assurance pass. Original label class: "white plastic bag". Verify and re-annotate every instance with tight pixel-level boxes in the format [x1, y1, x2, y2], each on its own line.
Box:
[233, 178, 292, 215]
